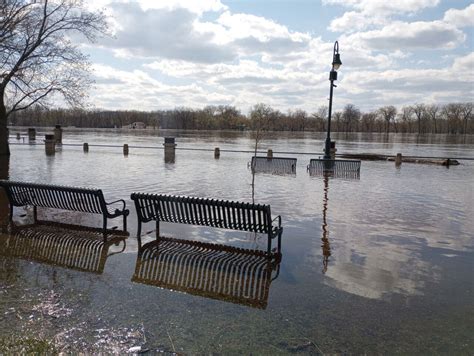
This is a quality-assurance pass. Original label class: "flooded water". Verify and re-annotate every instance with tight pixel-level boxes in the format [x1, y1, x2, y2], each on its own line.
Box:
[1, 129, 473, 353]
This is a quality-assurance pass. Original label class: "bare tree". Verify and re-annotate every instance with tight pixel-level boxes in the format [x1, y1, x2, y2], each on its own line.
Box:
[0, 0, 107, 155]
[460, 102, 473, 135]
[425, 104, 439, 134]
[398, 106, 413, 133]
[249, 103, 273, 202]
[442, 103, 463, 134]
[412, 103, 427, 134]
[332, 111, 343, 132]
[360, 111, 377, 132]
[378, 106, 397, 133]
[342, 104, 361, 132]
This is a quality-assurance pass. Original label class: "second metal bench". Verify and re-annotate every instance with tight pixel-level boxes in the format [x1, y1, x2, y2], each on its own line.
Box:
[130, 193, 282, 256]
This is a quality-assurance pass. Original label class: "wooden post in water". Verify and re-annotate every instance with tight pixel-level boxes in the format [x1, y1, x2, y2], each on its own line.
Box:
[16, 133, 20, 140]
[267, 149, 273, 158]
[164, 137, 176, 163]
[54, 125, 62, 144]
[395, 153, 402, 166]
[83, 143, 89, 152]
[214, 147, 220, 159]
[123, 144, 129, 156]
[28, 128, 36, 141]
[44, 134, 55, 155]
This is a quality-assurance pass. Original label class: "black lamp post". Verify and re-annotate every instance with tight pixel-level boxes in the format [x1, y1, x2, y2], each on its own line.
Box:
[324, 41, 342, 160]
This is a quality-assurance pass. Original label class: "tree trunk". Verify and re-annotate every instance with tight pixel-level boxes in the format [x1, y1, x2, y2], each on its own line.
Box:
[0, 98, 10, 156]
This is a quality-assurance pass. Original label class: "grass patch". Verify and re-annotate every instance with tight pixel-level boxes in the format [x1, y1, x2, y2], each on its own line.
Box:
[0, 336, 57, 354]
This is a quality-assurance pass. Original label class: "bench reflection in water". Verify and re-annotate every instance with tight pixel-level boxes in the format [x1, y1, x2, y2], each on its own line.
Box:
[132, 237, 281, 309]
[0, 223, 127, 274]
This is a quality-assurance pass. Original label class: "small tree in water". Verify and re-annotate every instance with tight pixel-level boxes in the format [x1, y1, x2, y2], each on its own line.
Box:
[249, 103, 272, 202]
[0, 0, 107, 156]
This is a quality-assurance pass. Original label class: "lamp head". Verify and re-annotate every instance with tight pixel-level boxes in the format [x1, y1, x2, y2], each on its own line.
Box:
[332, 53, 342, 70]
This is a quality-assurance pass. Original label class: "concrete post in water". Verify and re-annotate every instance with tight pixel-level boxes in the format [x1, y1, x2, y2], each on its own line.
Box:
[83, 143, 89, 152]
[214, 147, 220, 159]
[123, 144, 129, 156]
[16, 133, 21, 140]
[28, 128, 36, 141]
[44, 134, 55, 155]
[54, 125, 63, 144]
[395, 153, 402, 166]
[267, 149, 273, 158]
[164, 137, 176, 163]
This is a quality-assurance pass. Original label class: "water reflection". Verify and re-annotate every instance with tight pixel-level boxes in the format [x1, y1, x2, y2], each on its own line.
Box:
[308, 159, 360, 178]
[132, 236, 280, 309]
[321, 174, 331, 274]
[1, 131, 473, 352]
[0, 223, 127, 274]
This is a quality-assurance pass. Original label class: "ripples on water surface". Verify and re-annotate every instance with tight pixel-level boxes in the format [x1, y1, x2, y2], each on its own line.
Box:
[1, 129, 473, 353]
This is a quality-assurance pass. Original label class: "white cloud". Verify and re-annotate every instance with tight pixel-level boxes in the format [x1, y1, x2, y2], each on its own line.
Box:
[452, 52, 474, 73]
[81, 1, 473, 112]
[87, 0, 226, 14]
[217, 11, 308, 42]
[443, 4, 474, 28]
[328, 10, 386, 32]
[98, 2, 235, 63]
[326, 0, 441, 32]
[91, 64, 235, 109]
[349, 20, 465, 50]
[323, 0, 440, 15]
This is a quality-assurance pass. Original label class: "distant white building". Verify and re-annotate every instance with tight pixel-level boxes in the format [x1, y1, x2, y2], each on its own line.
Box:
[129, 122, 146, 129]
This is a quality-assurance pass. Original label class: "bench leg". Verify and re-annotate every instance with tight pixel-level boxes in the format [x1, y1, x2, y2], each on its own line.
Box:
[136, 220, 142, 239]
[278, 231, 282, 254]
[267, 232, 272, 256]
[136, 220, 142, 250]
[123, 214, 127, 232]
[33, 206, 37, 223]
[155, 220, 160, 240]
[103, 216, 107, 241]
[9, 205, 13, 221]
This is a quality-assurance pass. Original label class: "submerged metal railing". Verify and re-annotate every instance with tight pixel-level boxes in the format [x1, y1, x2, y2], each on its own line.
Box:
[132, 236, 280, 309]
[250, 156, 297, 175]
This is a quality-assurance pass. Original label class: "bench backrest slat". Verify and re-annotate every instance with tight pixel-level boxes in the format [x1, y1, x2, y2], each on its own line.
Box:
[0, 181, 105, 214]
[131, 193, 272, 233]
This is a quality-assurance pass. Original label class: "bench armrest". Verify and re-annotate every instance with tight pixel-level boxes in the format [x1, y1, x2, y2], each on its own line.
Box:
[272, 215, 281, 228]
[105, 199, 128, 216]
[106, 199, 126, 210]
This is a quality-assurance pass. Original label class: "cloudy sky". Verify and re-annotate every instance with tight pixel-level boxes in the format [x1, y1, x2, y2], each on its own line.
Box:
[83, 0, 473, 114]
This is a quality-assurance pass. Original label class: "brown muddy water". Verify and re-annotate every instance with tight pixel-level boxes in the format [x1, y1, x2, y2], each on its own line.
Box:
[1, 129, 473, 354]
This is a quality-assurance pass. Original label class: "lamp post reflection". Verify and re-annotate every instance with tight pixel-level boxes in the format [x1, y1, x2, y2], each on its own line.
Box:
[321, 173, 331, 274]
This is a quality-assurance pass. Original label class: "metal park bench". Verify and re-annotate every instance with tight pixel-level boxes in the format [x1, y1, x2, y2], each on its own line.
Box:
[0, 180, 129, 235]
[250, 156, 297, 175]
[130, 193, 283, 255]
[0, 224, 126, 274]
[132, 237, 280, 309]
[307, 158, 361, 175]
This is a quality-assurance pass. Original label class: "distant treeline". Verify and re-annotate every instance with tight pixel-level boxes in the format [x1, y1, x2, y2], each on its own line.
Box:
[9, 102, 473, 134]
